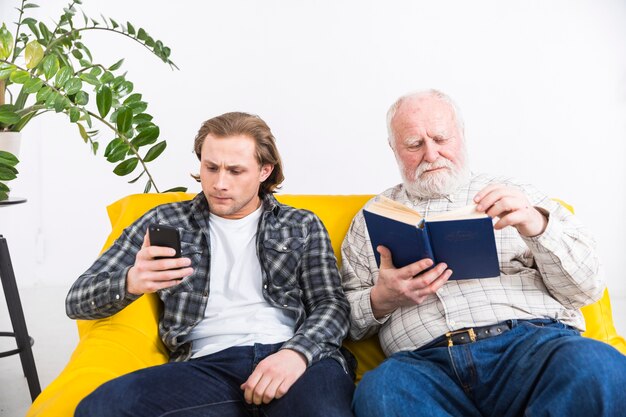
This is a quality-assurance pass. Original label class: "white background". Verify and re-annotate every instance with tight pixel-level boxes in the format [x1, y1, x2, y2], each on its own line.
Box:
[1, 0, 625, 299]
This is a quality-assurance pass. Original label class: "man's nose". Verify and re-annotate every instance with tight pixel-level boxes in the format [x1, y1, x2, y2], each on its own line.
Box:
[422, 142, 440, 163]
[213, 171, 228, 190]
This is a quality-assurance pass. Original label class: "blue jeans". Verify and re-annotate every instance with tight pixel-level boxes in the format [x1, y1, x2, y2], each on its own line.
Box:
[354, 319, 626, 417]
[76, 343, 354, 417]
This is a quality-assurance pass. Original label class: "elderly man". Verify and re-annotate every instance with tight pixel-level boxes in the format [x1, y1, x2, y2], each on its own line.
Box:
[341, 90, 626, 417]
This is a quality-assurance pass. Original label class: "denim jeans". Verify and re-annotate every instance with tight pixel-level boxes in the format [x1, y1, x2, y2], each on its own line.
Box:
[354, 319, 626, 417]
[75, 343, 354, 417]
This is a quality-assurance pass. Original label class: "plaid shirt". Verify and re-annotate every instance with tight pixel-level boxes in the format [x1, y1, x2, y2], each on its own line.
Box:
[341, 173, 605, 356]
[66, 193, 351, 370]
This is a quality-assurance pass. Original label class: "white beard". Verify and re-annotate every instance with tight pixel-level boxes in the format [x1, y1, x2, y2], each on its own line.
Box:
[400, 157, 470, 199]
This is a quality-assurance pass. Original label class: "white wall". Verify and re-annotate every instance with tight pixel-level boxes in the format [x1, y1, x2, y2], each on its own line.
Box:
[1, 0, 625, 297]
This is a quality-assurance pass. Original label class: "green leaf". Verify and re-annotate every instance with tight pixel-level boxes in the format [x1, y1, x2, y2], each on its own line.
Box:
[38, 22, 52, 42]
[117, 80, 134, 96]
[133, 113, 153, 124]
[23, 77, 43, 94]
[126, 22, 135, 35]
[116, 106, 133, 133]
[128, 170, 145, 184]
[0, 108, 20, 125]
[144, 141, 166, 162]
[0, 165, 18, 181]
[77, 123, 89, 142]
[25, 40, 44, 69]
[91, 141, 99, 155]
[55, 66, 72, 87]
[74, 91, 89, 105]
[143, 180, 152, 193]
[100, 71, 114, 84]
[128, 101, 147, 115]
[89, 66, 102, 77]
[0, 182, 9, 192]
[71, 49, 83, 60]
[96, 85, 112, 117]
[108, 58, 124, 71]
[41, 55, 59, 80]
[123, 93, 142, 105]
[54, 94, 69, 113]
[0, 23, 15, 60]
[106, 144, 129, 163]
[64, 77, 83, 95]
[10, 70, 30, 84]
[163, 187, 188, 193]
[79, 73, 99, 86]
[0, 64, 16, 80]
[113, 157, 138, 176]
[69, 107, 80, 122]
[0, 191, 8, 201]
[0, 150, 19, 166]
[23, 3, 40, 8]
[137, 28, 148, 41]
[36, 86, 52, 102]
[132, 126, 159, 147]
[104, 138, 124, 158]
[109, 18, 119, 29]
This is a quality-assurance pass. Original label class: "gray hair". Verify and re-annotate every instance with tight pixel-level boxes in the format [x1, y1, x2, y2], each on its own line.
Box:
[386, 89, 465, 147]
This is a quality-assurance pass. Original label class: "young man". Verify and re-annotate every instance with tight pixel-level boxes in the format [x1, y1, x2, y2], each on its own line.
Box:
[67, 112, 355, 417]
[341, 90, 626, 417]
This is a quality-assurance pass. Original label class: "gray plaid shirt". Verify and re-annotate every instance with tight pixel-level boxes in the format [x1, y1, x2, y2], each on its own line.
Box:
[66, 193, 351, 370]
[341, 173, 605, 356]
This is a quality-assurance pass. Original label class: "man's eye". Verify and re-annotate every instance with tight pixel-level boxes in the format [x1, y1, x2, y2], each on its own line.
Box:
[434, 137, 449, 143]
[230, 170, 242, 175]
[206, 166, 218, 172]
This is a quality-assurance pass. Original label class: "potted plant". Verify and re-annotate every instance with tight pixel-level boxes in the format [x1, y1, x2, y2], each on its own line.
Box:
[0, 0, 185, 201]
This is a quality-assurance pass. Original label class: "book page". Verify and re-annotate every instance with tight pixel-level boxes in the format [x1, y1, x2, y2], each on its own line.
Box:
[427, 204, 488, 222]
[364, 196, 423, 225]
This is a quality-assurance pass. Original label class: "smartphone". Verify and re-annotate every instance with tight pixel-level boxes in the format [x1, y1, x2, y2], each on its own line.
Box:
[148, 224, 181, 259]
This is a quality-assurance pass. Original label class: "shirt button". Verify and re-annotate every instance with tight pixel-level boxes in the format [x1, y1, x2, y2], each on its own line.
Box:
[282, 246, 288, 251]
[283, 304, 288, 308]
[263, 285, 268, 290]
[448, 320, 456, 327]
[91, 301, 95, 306]
[115, 294, 120, 300]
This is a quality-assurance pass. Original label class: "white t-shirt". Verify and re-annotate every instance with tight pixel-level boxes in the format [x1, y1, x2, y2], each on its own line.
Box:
[187, 205, 295, 358]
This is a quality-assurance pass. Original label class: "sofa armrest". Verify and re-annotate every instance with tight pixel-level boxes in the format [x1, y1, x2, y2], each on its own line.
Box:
[26, 294, 168, 417]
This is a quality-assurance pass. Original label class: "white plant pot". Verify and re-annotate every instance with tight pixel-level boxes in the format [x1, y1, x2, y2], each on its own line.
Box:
[0, 131, 21, 158]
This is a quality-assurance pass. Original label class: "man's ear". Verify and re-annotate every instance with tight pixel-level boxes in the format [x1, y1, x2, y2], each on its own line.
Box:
[259, 164, 273, 182]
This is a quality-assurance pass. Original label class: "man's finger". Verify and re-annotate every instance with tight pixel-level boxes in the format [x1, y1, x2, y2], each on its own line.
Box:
[377, 245, 396, 270]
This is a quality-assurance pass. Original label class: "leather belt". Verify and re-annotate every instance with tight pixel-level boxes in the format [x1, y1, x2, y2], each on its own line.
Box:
[428, 321, 513, 349]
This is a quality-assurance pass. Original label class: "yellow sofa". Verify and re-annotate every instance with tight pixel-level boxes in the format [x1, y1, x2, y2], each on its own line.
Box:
[26, 193, 626, 416]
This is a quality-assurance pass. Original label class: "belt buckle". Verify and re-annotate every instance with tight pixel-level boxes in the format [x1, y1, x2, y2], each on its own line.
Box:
[445, 328, 477, 347]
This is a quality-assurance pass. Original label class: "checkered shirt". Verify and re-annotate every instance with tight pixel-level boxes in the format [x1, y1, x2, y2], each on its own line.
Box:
[341, 173, 605, 356]
[66, 193, 350, 369]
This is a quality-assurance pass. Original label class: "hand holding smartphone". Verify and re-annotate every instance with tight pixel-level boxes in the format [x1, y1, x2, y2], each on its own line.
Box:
[148, 224, 181, 259]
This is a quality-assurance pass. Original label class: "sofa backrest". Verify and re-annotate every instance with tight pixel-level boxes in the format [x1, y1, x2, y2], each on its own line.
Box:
[97, 192, 625, 380]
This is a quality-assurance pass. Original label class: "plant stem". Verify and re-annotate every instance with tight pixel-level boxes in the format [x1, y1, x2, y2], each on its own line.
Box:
[46, 27, 166, 65]
[0, 79, 5, 106]
[85, 109, 160, 193]
[11, 0, 27, 63]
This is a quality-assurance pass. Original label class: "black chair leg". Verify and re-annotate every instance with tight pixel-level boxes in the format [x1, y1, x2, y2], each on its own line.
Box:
[0, 235, 41, 402]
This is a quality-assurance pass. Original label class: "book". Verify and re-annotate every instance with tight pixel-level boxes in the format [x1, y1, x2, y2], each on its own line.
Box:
[363, 196, 500, 280]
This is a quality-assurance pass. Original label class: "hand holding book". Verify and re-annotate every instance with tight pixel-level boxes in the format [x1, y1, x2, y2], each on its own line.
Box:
[363, 196, 500, 280]
[474, 183, 548, 237]
[370, 246, 452, 318]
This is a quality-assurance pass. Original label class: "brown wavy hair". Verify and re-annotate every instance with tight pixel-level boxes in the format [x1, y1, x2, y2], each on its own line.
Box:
[192, 112, 284, 196]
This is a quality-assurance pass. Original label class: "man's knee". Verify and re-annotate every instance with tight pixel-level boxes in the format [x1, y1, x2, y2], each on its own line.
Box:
[353, 360, 400, 417]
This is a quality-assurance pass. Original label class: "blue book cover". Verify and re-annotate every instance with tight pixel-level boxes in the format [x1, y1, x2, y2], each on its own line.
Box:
[363, 200, 500, 280]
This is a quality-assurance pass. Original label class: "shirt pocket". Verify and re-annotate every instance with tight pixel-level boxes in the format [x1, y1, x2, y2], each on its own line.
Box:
[262, 237, 306, 287]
